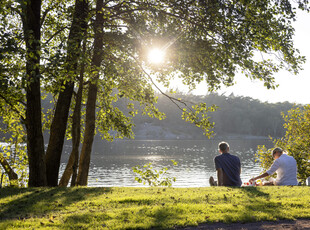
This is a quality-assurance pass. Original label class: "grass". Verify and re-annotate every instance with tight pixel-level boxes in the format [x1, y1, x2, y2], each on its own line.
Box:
[0, 186, 309, 229]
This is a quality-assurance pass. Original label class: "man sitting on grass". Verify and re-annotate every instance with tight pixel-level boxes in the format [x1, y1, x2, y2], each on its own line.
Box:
[210, 141, 242, 187]
[250, 147, 298, 186]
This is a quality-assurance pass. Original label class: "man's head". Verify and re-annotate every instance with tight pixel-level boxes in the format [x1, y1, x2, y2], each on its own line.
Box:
[218, 141, 229, 154]
[272, 147, 283, 159]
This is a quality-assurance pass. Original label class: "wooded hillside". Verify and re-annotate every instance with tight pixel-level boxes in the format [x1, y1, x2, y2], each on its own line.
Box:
[114, 93, 295, 140]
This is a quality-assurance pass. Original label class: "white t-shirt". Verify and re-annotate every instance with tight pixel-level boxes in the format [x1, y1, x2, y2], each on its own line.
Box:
[266, 154, 298, 186]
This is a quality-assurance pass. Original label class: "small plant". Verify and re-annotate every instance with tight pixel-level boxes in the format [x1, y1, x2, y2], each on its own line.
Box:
[0, 105, 28, 187]
[132, 160, 178, 187]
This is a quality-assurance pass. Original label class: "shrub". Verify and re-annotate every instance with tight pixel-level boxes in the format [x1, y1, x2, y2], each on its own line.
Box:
[256, 105, 310, 184]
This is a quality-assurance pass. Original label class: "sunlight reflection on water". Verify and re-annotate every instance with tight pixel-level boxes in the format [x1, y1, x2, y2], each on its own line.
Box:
[60, 139, 272, 187]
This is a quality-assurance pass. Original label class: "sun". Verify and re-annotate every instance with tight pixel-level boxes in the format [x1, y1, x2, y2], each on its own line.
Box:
[148, 48, 165, 64]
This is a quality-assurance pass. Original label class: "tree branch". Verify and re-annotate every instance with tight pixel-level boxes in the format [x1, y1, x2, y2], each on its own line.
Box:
[0, 94, 26, 123]
[131, 56, 195, 114]
[43, 26, 69, 45]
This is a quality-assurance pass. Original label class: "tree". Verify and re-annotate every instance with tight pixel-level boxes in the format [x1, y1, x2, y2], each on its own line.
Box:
[72, 0, 307, 186]
[59, 40, 86, 187]
[0, 0, 89, 186]
[256, 105, 310, 183]
[76, 0, 104, 186]
[0, 0, 308, 187]
[45, 0, 88, 186]
[21, 0, 47, 186]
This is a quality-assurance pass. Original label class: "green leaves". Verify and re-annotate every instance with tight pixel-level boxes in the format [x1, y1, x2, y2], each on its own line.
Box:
[255, 145, 275, 180]
[132, 160, 178, 187]
[0, 104, 28, 187]
[256, 105, 310, 183]
[278, 105, 310, 182]
[181, 103, 217, 138]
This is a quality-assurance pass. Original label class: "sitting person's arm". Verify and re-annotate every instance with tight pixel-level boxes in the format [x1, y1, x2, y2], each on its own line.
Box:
[250, 172, 269, 183]
[217, 168, 224, 186]
[250, 160, 280, 183]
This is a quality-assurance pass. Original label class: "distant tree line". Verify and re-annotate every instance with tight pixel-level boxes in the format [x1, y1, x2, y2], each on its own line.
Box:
[0, 92, 295, 141]
[117, 92, 296, 139]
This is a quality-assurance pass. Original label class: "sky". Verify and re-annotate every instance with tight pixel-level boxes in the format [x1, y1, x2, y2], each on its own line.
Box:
[172, 10, 310, 105]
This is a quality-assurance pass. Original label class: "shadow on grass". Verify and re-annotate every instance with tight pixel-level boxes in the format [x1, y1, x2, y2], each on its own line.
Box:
[237, 186, 270, 198]
[176, 219, 303, 230]
[62, 212, 112, 229]
[151, 206, 184, 229]
[61, 198, 185, 229]
[222, 187, 283, 223]
[0, 187, 112, 221]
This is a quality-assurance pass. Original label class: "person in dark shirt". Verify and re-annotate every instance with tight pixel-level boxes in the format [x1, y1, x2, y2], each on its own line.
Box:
[211, 141, 242, 186]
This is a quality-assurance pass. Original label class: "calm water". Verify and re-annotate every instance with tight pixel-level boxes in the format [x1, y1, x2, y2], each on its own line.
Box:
[60, 139, 272, 187]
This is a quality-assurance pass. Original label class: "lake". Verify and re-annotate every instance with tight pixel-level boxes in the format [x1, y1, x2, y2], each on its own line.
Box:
[60, 139, 273, 187]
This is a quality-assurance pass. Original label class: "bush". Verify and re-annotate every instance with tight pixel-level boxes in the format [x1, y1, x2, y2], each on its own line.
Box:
[256, 105, 310, 184]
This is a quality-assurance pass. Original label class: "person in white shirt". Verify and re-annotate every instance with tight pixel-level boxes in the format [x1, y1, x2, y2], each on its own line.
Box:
[250, 148, 298, 186]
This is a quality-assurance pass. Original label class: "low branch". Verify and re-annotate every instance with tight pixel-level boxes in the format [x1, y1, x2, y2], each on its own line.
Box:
[41, 7, 52, 27]
[132, 56, 195, 114]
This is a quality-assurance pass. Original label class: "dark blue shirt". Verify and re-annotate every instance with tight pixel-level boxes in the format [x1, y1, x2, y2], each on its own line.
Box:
[214, 153, 242, 186]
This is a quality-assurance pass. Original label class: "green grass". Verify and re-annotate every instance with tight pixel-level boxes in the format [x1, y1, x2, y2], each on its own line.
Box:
[0, 186, 309, 229]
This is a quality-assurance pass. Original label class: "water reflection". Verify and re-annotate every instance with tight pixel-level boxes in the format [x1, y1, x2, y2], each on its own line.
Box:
[60, 139, 272, 187]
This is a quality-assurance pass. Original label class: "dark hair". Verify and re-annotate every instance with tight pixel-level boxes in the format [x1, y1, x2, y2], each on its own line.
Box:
[272, 147, 283, 156]
[218, 142, 229, 152]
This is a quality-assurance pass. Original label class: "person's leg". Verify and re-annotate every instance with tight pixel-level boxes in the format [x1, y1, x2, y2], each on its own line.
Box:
[209, 176, 217, 186]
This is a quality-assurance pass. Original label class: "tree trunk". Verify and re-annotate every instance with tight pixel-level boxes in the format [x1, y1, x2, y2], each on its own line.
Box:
[22, 0, 46, 187]
[70, 146, 79, 186]
[45, 0, 88, 186]
[0, 153, 18, 182]
[77, 0, 104, 186]
[59, 63, 84, 187]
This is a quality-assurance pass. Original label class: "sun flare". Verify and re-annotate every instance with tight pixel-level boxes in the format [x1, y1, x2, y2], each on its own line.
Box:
[148, 48, 165, 64]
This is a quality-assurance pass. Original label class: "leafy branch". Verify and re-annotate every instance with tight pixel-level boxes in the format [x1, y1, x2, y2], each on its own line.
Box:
[133, 56, 217, 137]
[132, 160, 178, 187]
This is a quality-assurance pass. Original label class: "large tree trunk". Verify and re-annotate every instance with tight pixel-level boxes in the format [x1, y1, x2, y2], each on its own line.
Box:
[45, 82, 74, 186]
[45, 0, 88, 186]
[22, 0, 46, 187]
[77, 0, 104, 186]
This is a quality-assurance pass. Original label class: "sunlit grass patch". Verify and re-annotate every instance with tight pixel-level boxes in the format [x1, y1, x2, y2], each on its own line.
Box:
[0, 186, 309, 229]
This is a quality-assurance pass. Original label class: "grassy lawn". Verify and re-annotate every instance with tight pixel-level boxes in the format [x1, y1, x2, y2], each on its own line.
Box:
[0, 186, 309, 229]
